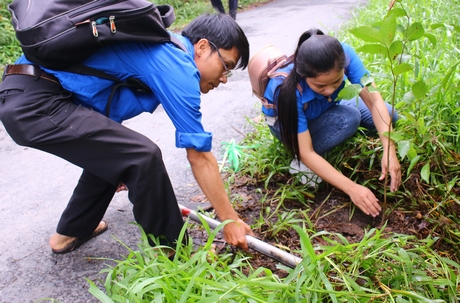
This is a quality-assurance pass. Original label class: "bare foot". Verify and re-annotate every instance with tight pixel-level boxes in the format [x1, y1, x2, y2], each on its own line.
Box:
[49, 233, 77, 251]
[116, 182, 127, 192]
[49, 221, 108, 253]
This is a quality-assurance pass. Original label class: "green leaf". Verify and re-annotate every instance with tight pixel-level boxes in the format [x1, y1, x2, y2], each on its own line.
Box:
[356, 44, 387, 55]
[386, 7, 406, 18]
[87, 279, 115, 303]
[380, 13, 397, 46]
[398, 140, 410, 160]
[349, 26, 383, 43]
[421, 162, 431, 184]
[384, 130, 404, 142]
[430, 23, 445, 30]
[423, 33, 436, 46]
[407, 144, 417, 161]
[441, 62, 459, 89]
[292, 225, 316, 262]
[412, 80, 427, 100]
[403, 22, 425, 41]
[393, 63, 412, 76]
[360, 75, 374, 87]
[402, 91, 415, 103]
[389, 40, 403, 61]
[337, 84, 362, 100]
[406, 155, 420, 177]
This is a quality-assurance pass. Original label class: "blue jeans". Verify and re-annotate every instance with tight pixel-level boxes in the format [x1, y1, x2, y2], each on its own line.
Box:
[269, 97, 398, 156]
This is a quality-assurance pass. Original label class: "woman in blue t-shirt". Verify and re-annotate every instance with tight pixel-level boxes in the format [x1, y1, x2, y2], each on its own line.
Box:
[264, 29, 402, 217]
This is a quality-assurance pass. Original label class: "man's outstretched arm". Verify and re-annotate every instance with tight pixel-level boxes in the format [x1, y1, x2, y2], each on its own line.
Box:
[186, 148, 253, 250]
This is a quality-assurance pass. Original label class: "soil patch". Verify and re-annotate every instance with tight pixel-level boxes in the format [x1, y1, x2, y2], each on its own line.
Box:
[189, 172, 459, 278]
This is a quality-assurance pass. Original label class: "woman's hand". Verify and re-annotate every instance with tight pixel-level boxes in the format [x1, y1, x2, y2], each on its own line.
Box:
[348, 184, 381, 217]
[380, 149, 402, 192]
[359, 85, 402, 192]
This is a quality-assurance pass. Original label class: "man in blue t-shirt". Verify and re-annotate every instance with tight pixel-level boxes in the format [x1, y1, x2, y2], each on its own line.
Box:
[0, 14, 253, 254]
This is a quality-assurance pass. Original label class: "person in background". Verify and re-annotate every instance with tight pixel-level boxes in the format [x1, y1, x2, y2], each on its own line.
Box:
[211, 0, 239, 20]
[262, 28, 402, 217]
[0, 14, 253, 254]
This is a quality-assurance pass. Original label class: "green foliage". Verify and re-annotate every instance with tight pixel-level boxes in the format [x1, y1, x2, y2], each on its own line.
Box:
[162, 0, 214, 31]
[88, 221, 296, 302]
[220, 138, 259, 172]
[0, 0, 20, 66]
[291, 226, 460, 302]
[235, 117, 290, 182]
[228, 117, 316, 208]
[89, 223, 460, 302]
[333, 0, 460, 246]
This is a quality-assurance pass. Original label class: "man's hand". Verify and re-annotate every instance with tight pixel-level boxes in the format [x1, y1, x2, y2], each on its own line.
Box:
[186, 148, 256, 250]
[223, 219, 254, 251]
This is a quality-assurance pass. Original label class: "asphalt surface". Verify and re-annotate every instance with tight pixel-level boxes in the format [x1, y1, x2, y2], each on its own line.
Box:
[0, 0, 366, 301]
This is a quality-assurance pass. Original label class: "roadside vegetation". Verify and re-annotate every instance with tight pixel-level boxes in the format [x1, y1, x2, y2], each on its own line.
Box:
[1, 0, 459, 302]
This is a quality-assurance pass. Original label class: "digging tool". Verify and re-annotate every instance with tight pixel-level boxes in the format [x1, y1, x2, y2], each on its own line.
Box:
[179, 204, 303, 268]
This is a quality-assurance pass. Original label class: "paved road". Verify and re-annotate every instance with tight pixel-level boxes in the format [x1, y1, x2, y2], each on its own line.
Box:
[0, 0, 366, 301]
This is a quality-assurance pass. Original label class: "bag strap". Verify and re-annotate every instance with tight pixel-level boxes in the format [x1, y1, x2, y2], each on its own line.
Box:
[156, 4, 176, 28]
[261, 54, 303, 110]
[267, 54, 294, 79]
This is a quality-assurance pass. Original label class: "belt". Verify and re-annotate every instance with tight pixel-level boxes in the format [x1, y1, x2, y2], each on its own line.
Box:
[3, 64, 60, 85]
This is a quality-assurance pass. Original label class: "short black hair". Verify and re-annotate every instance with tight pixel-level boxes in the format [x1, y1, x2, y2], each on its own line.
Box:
[182, 14, 249, 70]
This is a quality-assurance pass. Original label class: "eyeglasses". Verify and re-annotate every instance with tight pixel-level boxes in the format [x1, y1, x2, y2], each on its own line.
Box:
[208, 40, 232, 78]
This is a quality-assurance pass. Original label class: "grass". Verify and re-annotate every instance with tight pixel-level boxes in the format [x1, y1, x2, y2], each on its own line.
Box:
[89, 222, 460, 302]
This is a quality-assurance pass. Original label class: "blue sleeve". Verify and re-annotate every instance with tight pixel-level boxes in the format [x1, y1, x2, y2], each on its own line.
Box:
[163, 72, 213, 152]
[342, 42, 369, 85]
[143, 56, 212, 152]
[261, 76, 284, 117]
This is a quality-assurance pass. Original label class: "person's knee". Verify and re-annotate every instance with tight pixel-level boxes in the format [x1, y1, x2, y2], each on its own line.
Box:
[126, 137, 163, 174]
[336, 105, 360, 136]
[310, 107, 360, 155]
[141, 141, 163, 167]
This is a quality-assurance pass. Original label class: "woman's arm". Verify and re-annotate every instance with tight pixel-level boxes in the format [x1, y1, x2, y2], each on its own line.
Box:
[359, 85, 401, 192]
[298, 131, 381, 217]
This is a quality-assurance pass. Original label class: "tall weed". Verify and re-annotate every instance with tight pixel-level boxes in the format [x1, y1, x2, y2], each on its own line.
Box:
[89, 223, 460, 302]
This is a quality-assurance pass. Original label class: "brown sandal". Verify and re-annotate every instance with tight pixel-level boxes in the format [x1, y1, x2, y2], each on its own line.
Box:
[51, 220, 109, 254]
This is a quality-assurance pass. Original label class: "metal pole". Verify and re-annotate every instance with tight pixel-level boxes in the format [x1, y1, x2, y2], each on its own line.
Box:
[179, 204, 303, 268]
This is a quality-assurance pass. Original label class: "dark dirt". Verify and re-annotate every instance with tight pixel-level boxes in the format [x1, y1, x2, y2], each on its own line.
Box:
[188, 169, 460, 278]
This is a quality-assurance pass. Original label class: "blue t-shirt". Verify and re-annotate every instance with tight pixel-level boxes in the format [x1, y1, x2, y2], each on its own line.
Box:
[16, 35, 213, 152]
[262, 42, 368, 133]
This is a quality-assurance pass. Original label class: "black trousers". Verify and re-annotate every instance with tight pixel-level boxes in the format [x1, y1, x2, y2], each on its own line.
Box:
[0, 74, 184, 246]
[211, 0, 238, 13]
